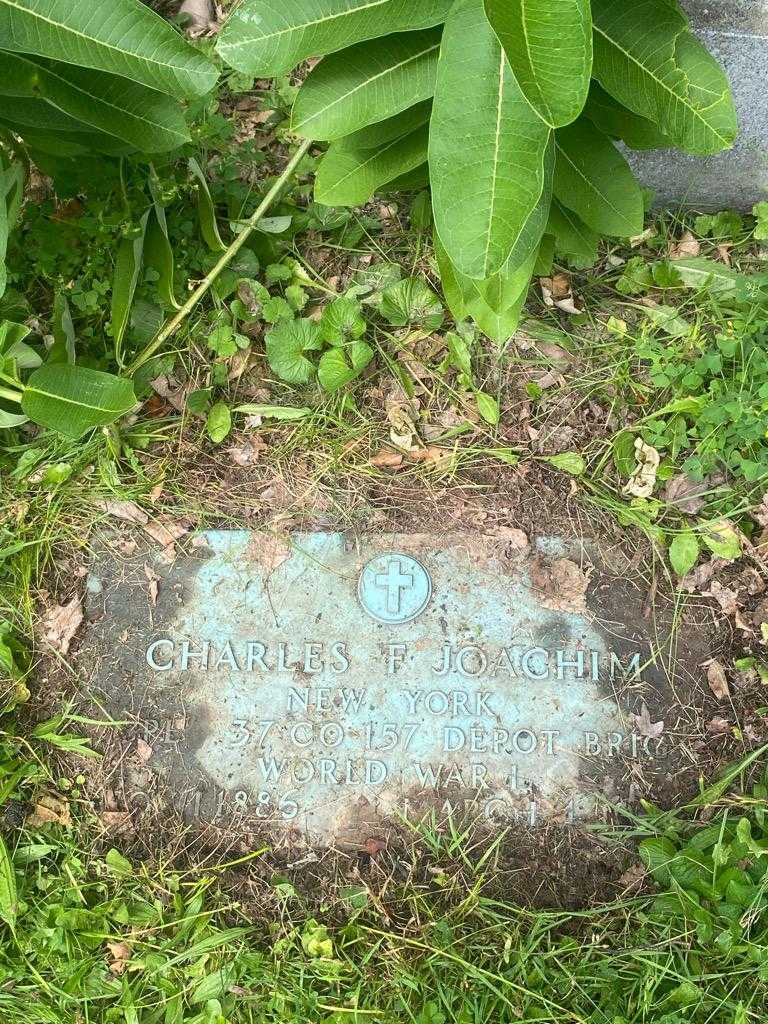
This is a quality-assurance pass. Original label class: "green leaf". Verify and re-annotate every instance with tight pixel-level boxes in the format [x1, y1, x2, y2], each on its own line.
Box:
[318, 341, 373, 391]
[291, 28, 440, 140]
[0, 0, 217, 100]
[379, 276, 443, 330]
[216, 0, 453, 77]
[233, 403, 311, 420]
[105, 848, 133, 877]
[670, 257, 741, 298]
[483, 0, 591, 128]
[206, 402, 232, 443]
[542, 451, 586, 475]
[436, 235, 534, 344]
[189, 157, 226, 252]
[699, 519, 741, 561]
[584, 83, 672, 150]
[669, 531, 699, 577]
[265, 318, 322, 383]
[145, 177, 181, 310]
[316, 125, 428, 206]
[319, 297, 366, 344]
[591, 0, 737, 156]
[111, 211, 149, 365]
[0, 834, 16, 931]
[475, 390, 499, 425]
[554, 119, 644, 237]
[429, 0, 552, 279]
[754, 201, 768, 241]
[0, 153, 24, 298]
[0, 53, 189, 152]
[612, 429, 636, 477]
[0, 409, 28, 429]
[546, 201, 599, 268]
[343, 99, 432, 149]
[49, 292, 76, 364]
[21, 364, 136, 438]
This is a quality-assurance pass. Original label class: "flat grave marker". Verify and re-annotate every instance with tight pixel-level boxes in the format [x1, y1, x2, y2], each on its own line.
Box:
[79, 530, 696, 844]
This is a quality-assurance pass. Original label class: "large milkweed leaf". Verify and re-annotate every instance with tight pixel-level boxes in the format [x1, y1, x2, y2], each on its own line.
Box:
[0, 123, 134, 158]
[0, 53, 189, 152]
[0, 154, 24, 298]
[21, 364, 137, 438]
[554, 119, 644, 237]
[546, 201, 599, 267]
[189, 157, 227, 252]
[216, 0, 453, 77]
[591, 0, 737, 156]
[315, 125, 428, 206]
[483, 0, 591, 128]
[291, 29, 440, 140]
[436, 235, 536, 343]
[0, 0, 217, 100]
[429, 0, 552, 280]
[584, 83, 672, 150]
[343, 100, 432, 149]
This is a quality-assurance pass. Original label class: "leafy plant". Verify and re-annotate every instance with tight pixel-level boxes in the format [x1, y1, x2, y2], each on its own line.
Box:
[216, 0, 737, 342]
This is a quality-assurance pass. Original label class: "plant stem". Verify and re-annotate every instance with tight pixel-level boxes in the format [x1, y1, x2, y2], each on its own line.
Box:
[126, 138, 313, 377]
[0, 385, 22, 402]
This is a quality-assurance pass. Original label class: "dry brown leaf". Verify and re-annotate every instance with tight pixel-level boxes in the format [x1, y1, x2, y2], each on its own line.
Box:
[706, 579, 740, 617]
[623, 439, 660, 498]
[247, 532, 291, 575]
[227, 436, 267, 466]
[106, 940, 132, 975]
[707, 716, 731, 735]
[28, 793, 71, 828]
[490, 526, 529, 549]
[618, 863, 647, 890]
[668, 230, 700, 259]
[364, 836, 386, 856]
[706, 660, 730, 700]
[530, 557, 590, 612]
[135, 738, 153, 763]
[100, 810, 132, 831]
[150, 375, 186, 412]
[369, 450, 404, 469]
[143, 518, 190, 548]
[663, 474, 712, 514]
[42, 595, 83, 655]
[97, 499, 149, 526]
[715, 243, 733, 266]
[540, 273, 581, 315]
[631, 702, 664, 738]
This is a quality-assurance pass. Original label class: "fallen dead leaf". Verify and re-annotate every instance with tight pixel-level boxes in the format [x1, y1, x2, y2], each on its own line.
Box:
[623, 439, 660, 498]
[663, 473, 713, 514]
[617, 863, 647, 890]
[142, 518, 190, 549]
[631, 702, 664, 739]
[668, 230, 700, 259]
[42, 595, 83, 655]
[490, 526, 529, 550]
[706, 660, 730, 700]
[539, 273, 581, 315]
[144, 563, 159, 607]
[364, 836, 386, 856]
[530, 557, 590, 612]
[707, 716, 731, 735]
[246, 532, 291, 575]
[706, 579, 740, 617]
[28, 793, 71, 828]
[227, 436, 267, 466]
[106, 940, 133, 975]
[100, 810, 132, 831]
[135, 738, 153, 763]
[369, 450, 404, 469]
[97, 499, 148, 525]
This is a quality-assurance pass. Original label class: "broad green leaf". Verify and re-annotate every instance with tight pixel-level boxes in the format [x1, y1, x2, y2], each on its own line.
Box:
[111, 211, 149, 366]
[534, 234, 554, 276]
[546, 201, 599, 268]
[343, 100, 432, 149]
[0, 408, 27, 428]
[318, 341, 373, 391]
[584, 83, 671, 150]
[0, 121, 133, 158]
[49, 292, 75, 363]
[484, 0, 591, 128]
[0, 0, 217, 100]
[0, 53, 189, 152]
[381, 162, 430, 193]
[319, 297, 366, 344]
[669, 531, 699, 577]
[699, 519, 741, 561]
[144, 191, 181, 310]
[0, 154, 24, 298]
[670, 257, 742, 298]
[554, 119, 644, 237]
[265, 318, 322, 383]
[292, 29, 440, 140]
[379, 276, 443, 330]
[315, 125, 428, 206]
[217, 0, 453, 76]
[475, 390, 499, 425]
[206, 402, 232, 443]
[0, 834, 16, 930]
[592, 0, 737, 156]
[21, 364, 137, 438]
[189, 157, 226, 252]
[435, 236, 535, 344]
[542, 451, 586, 475]
[429, 0, 552, 279]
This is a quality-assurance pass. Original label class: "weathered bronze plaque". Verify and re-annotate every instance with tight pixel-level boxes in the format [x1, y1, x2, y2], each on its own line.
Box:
[81, 530, 672, 842]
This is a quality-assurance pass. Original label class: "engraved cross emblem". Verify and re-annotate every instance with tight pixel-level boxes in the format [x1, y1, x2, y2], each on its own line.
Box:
[375, 557, 414, 614]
